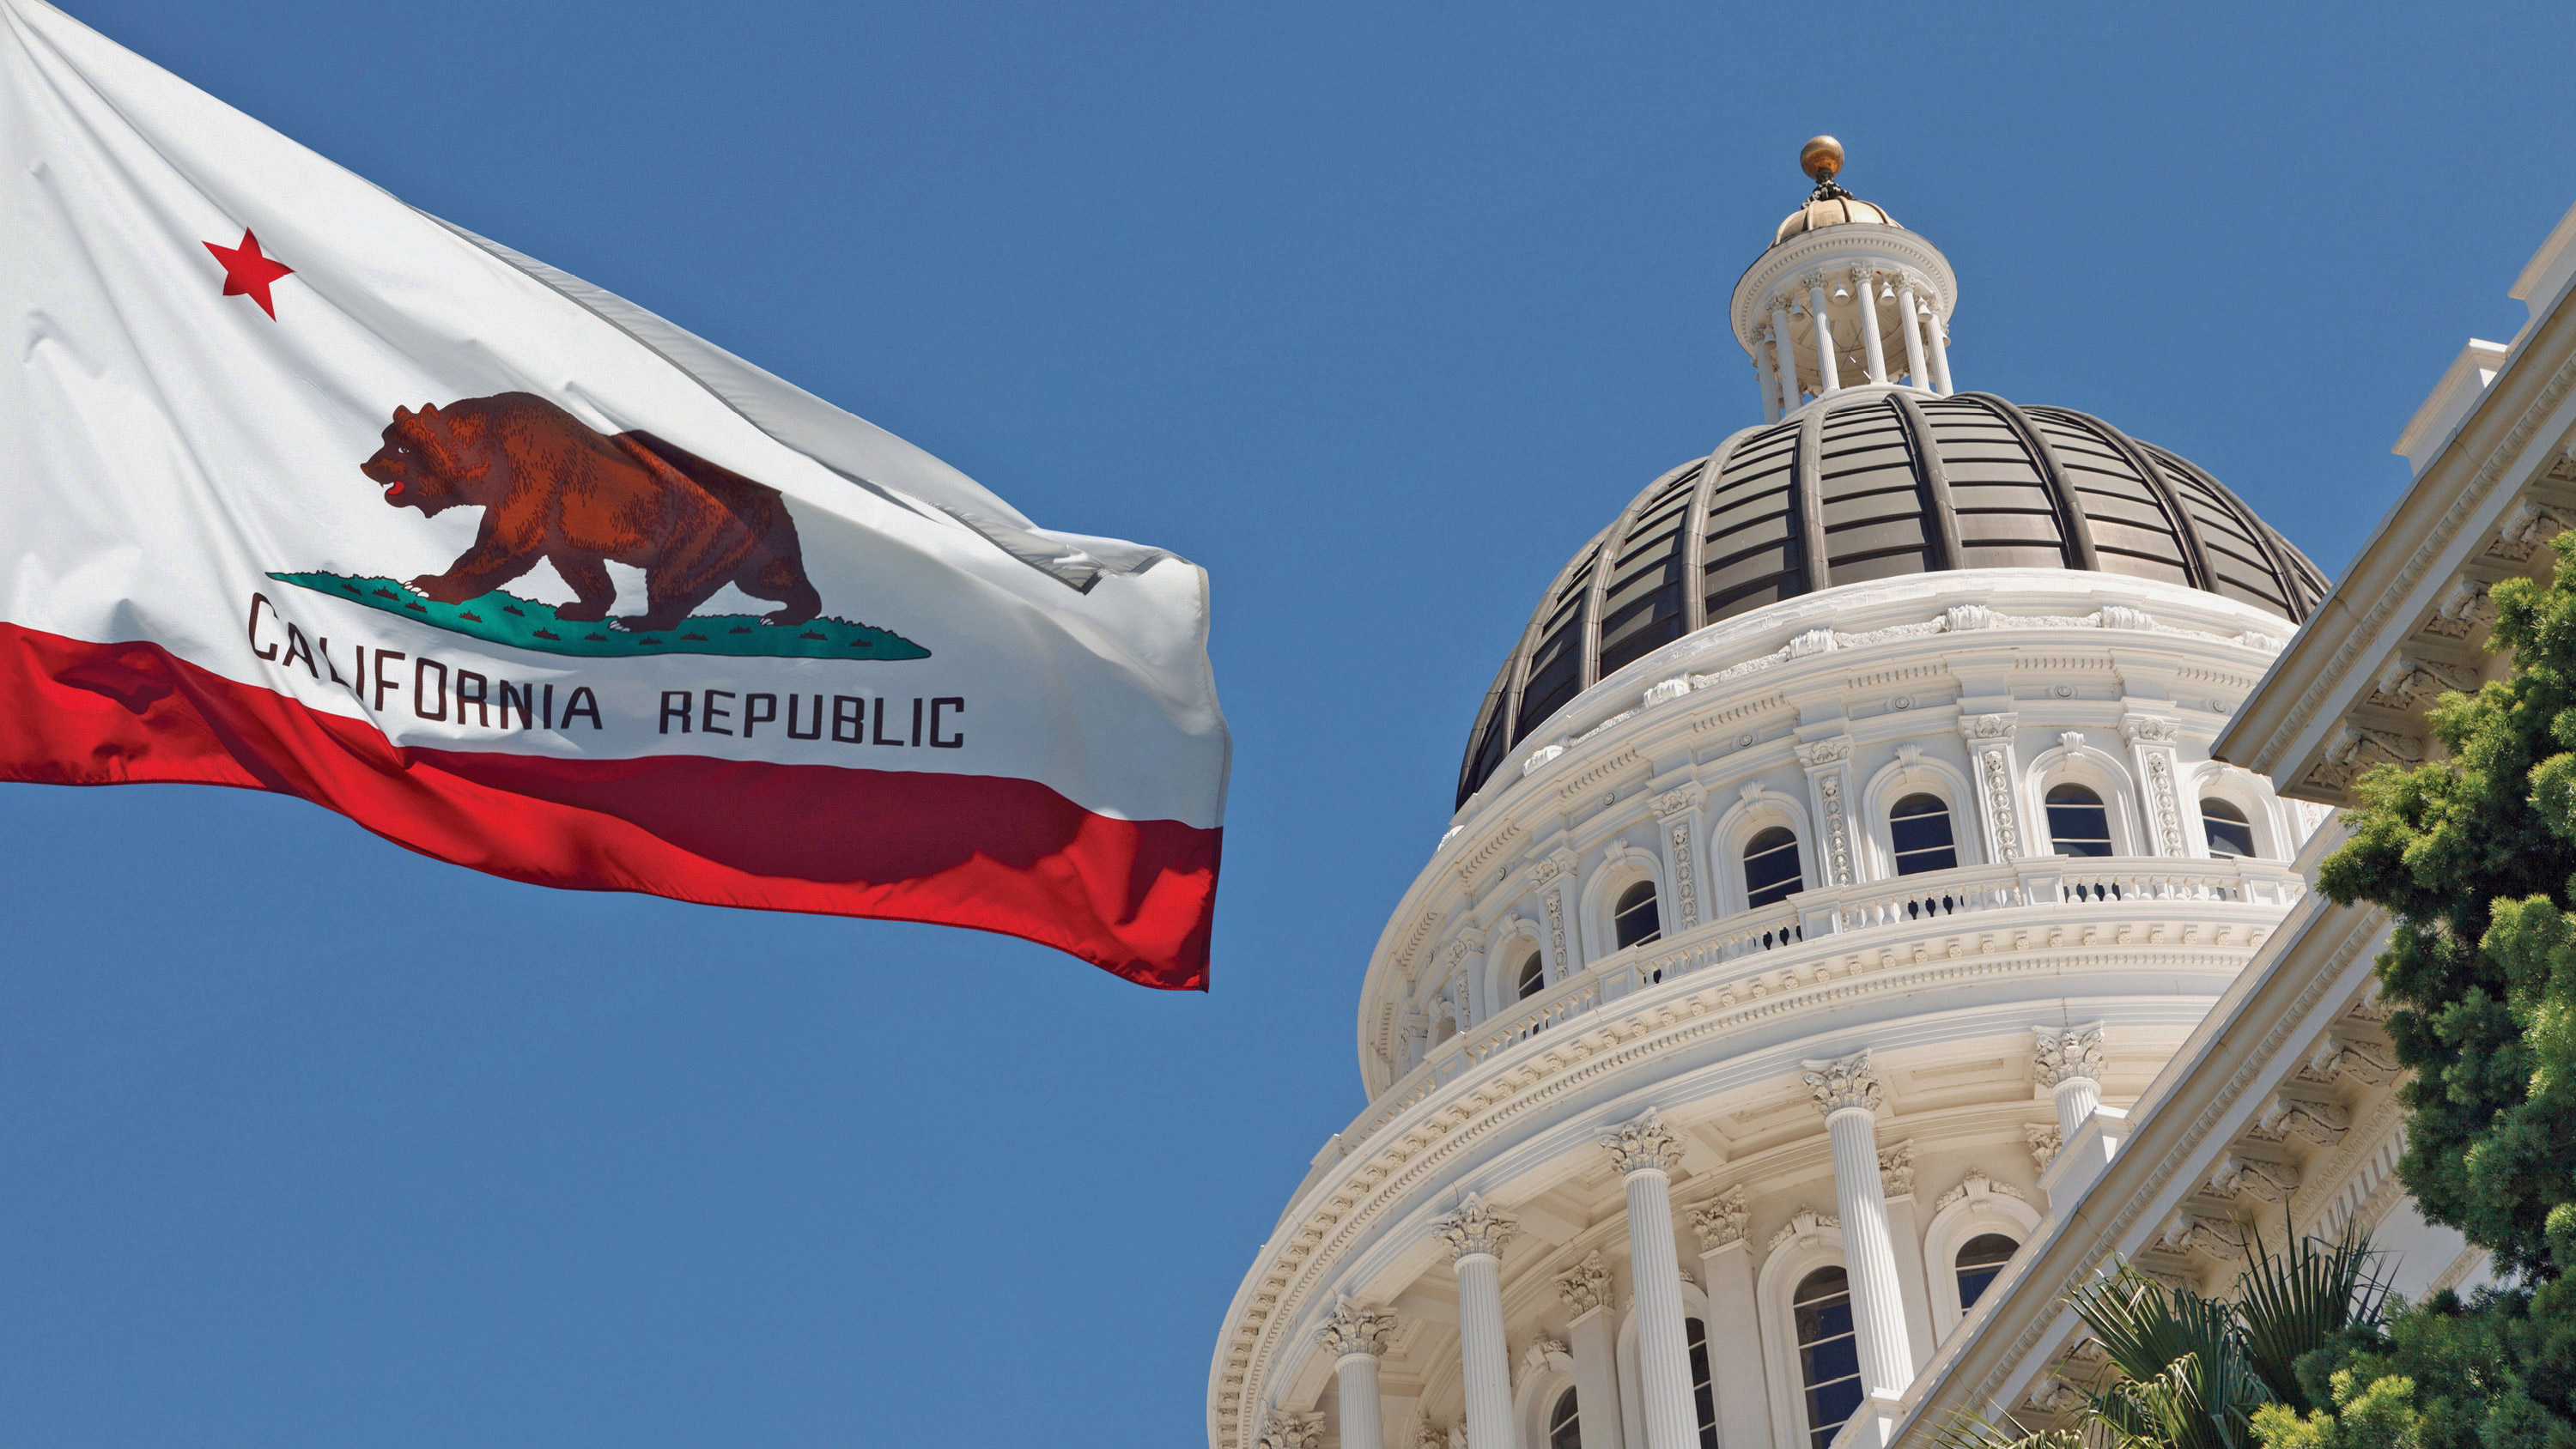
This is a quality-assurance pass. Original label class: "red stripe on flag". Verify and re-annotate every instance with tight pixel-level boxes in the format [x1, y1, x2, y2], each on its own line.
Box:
[0, 623, 1216, 990]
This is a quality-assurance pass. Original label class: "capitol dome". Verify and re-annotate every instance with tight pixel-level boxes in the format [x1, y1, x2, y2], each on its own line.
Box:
[1456, 393, 2326, 804]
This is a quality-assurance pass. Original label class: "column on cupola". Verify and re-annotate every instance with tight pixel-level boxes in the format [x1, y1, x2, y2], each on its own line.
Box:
[1652, 782, 1711, 933]
[1601, 1111, 1699, 1449]
[2033, 1024, 2109, 1140]
[1955, 713, 2028, 866]
[1755, 328, 1783, 426]
[1875, 1141, 1937, 1372]
[1431, 1195, 1522, 1449]
[1806, 275, 1843, 394]
[1894, 276, 1929, 391]
[1924, 302, 1953, 395]
[1688, 1186, 1774, 1449]
[1851, 265, 1888, 385]
[1771, 299, 1801, 409]
[1801, 1051, 1917, 1398]
[2119, 714, 2190, 857]
[1795, 736, 1858, 894]
[1556, 1251, 1628, 1449]
[1316, 1297, 1397, 1449]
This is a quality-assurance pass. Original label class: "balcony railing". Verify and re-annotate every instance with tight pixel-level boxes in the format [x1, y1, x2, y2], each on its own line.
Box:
[1336, 855, 2304, 1161]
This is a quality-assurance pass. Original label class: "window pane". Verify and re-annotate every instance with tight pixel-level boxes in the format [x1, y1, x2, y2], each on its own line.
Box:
[1794, 1268, 1864, 1449]
[1517, 953, 1546, 1000]
[1955, 1234, 2019, 1310]
[1746, 827, 1804, 906]
[1688, 1318, 1720, 1449]
[1615, 882, 1663, 950]
[1550, 1387, 1584, 1449]
[2202, 797, 2257, 858]
[1889, 793, 1959, 875]
[2044, 783, 2114, 856]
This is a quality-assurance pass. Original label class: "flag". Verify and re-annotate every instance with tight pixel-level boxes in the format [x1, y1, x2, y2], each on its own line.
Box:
[0, 0, 1229, 989]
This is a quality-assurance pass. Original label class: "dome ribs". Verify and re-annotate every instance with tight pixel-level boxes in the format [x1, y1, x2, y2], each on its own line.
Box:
[2037, 408, 2213, 593]
[1976, 394, 2102, 573]
[1795, 399, 1834, 591]
[1889, 391, 1965, 572]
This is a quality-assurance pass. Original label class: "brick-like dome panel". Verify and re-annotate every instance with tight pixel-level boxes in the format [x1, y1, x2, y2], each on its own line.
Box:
[1455, 391, 2324, 807]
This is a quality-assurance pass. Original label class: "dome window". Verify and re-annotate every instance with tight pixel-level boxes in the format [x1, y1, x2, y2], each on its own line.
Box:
[1954, 1233, 2020, 1311]
[1744, 828, 1804, 908]
[1793, 1266, 1865, 1449]
[1548, 1387, 1583, 1449]
[2044, 784, 2115, 857]
[1889, 793, 1959, 876]
[1613, 882, 1663, 950]
[1516, 950, 1547, 1001]
[1686, 1317, 1722, 1447]
[2202, 797, 2257, 858]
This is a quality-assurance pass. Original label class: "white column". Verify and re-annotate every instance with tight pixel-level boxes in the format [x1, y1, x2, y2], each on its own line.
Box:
[1603, 1112, 1699, 1449]
[1924, 305, 1953, 395]
[1801, 1051, 1915, 1398]
[1690, 1188, 1775, 1449]
[1317, 1297, 1395, 1449]
[1431, 1195, 1522, 1449]
[1807, 276, 1843, 394]
[1852, 266, 1887, 385]
[1771, 301, 1801, 410]
[1754, 330, 1782, 426]
[1876, 1143, 1936, 1373]
[2034, 1024, 2107, 1139]
[1558, 1252, 1629, 1449]
[1894, 279, 1929, 390]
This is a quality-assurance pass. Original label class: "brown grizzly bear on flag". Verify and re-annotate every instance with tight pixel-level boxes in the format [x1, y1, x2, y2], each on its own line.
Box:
[361, 392, 823, 634]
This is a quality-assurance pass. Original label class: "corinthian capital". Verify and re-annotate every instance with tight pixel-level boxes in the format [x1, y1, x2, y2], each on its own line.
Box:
[1255, 1409, 1325, 1449]
[1689, 1185, 1750, 1251]
[2032, 1023, 2108, 1088]
[1557, 1249, 1614, 1317]
[1801, 1049, 1883, 1116]
[1599, 1109, 1686, 1176]
[1430, 1193, 1521, 1260]
[1315, 1294, 1395, 1360]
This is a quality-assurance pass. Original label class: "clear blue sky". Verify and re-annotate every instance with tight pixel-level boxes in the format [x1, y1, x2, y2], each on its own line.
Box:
[6, 3, 2570, 1444]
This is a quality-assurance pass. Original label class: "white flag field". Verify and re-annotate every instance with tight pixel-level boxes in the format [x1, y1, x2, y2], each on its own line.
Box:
[0, 0, 1229, 988]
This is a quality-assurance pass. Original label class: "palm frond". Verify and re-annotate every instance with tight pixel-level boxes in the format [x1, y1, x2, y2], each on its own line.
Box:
[2233, 1220, 2391, 1405]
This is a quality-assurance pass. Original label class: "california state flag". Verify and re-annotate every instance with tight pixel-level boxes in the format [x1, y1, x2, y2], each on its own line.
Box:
[0, 0, 1229, 988]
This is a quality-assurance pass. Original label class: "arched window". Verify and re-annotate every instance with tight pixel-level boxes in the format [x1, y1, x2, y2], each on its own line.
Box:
[1548, 1386, 1583, 1449]
[1686, 1317, 1722, 1447]
[1516, 951, 1547, 1000]
[1613, 881, 1662, 950]
[1889, 793, 1959, 876]
[1744, 827, 1804, 908]
[1954, 1233, 2019, 1312]
[2202, 797, 2257, 858]
[1793, 1266, 1865, 1449]
[2044, 783, 2114, 857]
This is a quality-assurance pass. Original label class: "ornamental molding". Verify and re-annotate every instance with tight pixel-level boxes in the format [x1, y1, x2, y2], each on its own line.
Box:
[1933, 1168, 2026, 1214]
[1960, 711, 2019, 741]
[2032, 1023, 2108, 1088]
[2302, 1034, 2398, 1087]
[2159, 1212, 2248, 1261]
[2023, 1124, 2063, 1170]
[2252, 1092, 2352, 1146]
[1769, 1206, 1840, 1252]
[1802, 1049, 1884, 1116]
[2119, 713, 2178, 745]
[2243, 341, 2576, 776]
[2142, 753, 2185, 857]
[1430, 1194, 1521, 1261]
[1599, 1109, 1686, 1176]
[1795, 736, 1856, 767]
[1315, 1295, 1395, 1360]
[2207, 1153, 2301, 1204]
[1652, 780, 1710, 817]
[1880, 1139, 1917, 1197]
[1689, 1185, 1751, 1251]
[2420, 577, 2498, 639]
[1817, 771, 1855, 886]
[1668, 817, 1702, 929]
[1518, 1337, 1571, 1385]
[1672, 604, 2265, 700]
[1255, 1410, 1324, 1449]
[1558, 1250, 1614, 1316]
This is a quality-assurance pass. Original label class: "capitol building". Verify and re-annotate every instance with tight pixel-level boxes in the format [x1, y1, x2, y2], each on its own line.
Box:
[1210, 140, 2576, 1449]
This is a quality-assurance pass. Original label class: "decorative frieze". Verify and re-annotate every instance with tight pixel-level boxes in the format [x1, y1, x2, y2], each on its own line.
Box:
[2421, 577, 2499, 640]
[2304, 1034, 2399, 1087]
[1315, 1295, 1396, 1360]
[1767, 1206, 1840, 1252]
[2255, 1094, 2352, 1147]
[2207, 1153, 2301, 1204]
[1879, 1139, 1916, 1197]
[2159, 1213, 2248, 1261]
[1802, 1049, 1884, 1116]
[1600, 1109, 1686, 1176]
[1689, 1185, 1750, 1251]
[1933, 1168, 2026, 1214]
[1430, 1194, 1522, 1260]
[2032, 1023, 2108, 1088]
[1557, 1250, 1614, 1316]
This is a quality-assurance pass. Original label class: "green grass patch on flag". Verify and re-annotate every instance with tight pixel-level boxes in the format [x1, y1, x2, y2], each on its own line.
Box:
[267, 573, 932, 662]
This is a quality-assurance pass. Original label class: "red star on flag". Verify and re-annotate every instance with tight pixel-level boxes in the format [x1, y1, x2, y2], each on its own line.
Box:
[203, 228, 293, 318]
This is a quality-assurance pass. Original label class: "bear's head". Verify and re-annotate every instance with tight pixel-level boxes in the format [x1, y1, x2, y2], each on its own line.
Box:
[361, 403, 478, 515]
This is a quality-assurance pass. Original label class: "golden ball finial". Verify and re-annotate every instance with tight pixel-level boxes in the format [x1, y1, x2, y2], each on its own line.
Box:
[1801, 135, 1844, 182]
